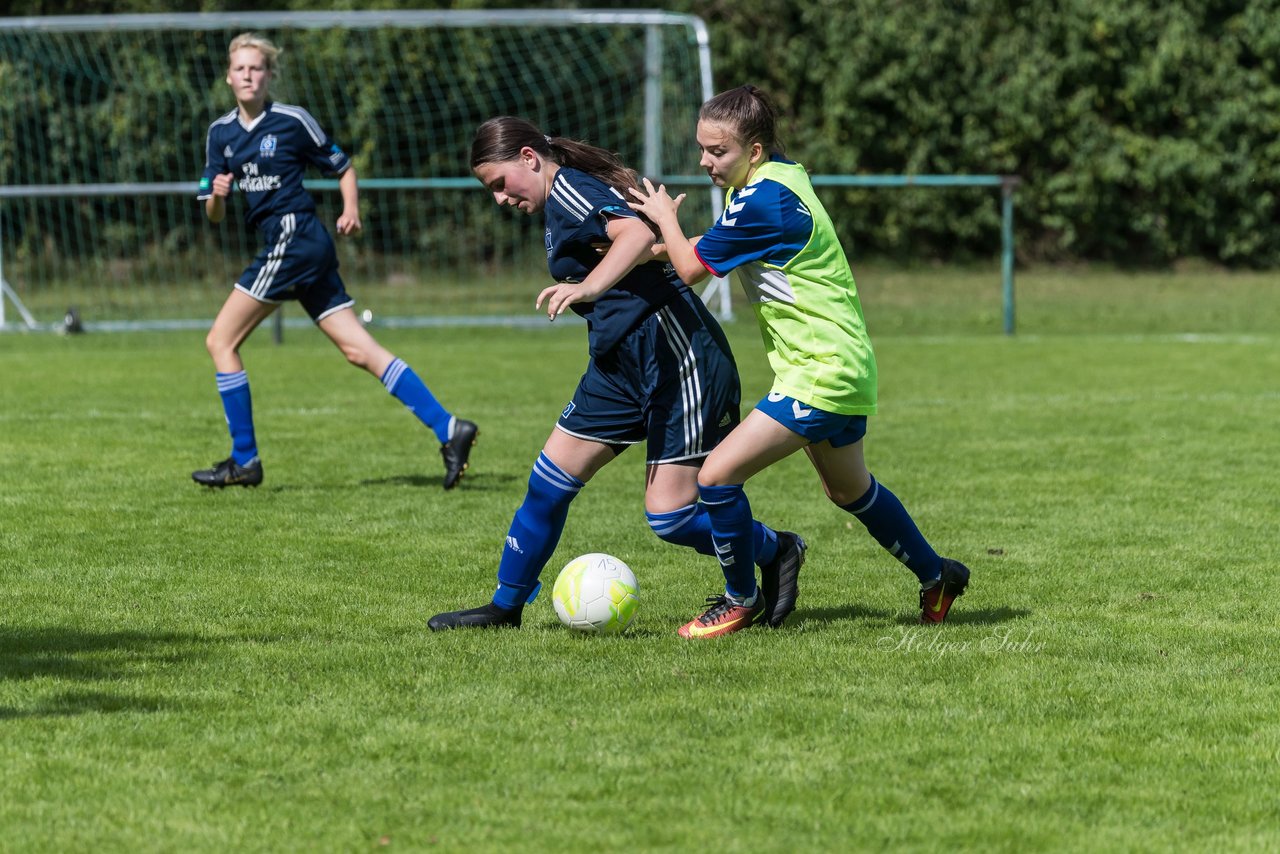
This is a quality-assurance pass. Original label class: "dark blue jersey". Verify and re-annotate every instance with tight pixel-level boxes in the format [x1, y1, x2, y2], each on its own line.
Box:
[545, 167, 688, 357]
[197, 101, 351, 230]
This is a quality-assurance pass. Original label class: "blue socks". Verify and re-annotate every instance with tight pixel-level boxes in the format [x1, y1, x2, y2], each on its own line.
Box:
[493, 453, 584, 610]
[695, 484, 760, 601]
[381, 357, 452, 444]
[217, 359, 453, 465]
[216, 371, 258, 465]
[842, 476, 942, 584]
[645, 503, 779, 567]
[671, 474, 941, 596]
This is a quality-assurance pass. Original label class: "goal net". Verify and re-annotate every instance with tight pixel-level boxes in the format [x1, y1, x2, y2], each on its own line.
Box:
[0, 10, 721, 330]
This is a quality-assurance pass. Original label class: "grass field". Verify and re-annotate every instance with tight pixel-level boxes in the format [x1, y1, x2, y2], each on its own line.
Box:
[2, 268, 1278, 851]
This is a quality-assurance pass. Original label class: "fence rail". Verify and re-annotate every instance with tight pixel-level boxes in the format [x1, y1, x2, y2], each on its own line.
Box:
[1, 174, 1019, 334]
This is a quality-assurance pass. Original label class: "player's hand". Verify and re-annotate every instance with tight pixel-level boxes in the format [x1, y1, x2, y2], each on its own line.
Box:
[211, 172, 235, 198]
[536, 281, 600, 321]
[336, 211, 363, 236]
[628, 178, 685, 226]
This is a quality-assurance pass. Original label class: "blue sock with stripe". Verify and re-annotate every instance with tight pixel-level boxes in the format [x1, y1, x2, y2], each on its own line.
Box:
[841, 475, 942, 583]
[645, 503, 779, 567]
[696, 484, 759, 601]
[493, 453, 584, 610]
[380, 357, 452, 444]
[216, 371, 258, 465]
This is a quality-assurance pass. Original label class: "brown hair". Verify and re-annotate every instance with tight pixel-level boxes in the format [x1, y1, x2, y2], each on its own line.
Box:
[699, 85, 786, 157]
[469, 116, 640, 197]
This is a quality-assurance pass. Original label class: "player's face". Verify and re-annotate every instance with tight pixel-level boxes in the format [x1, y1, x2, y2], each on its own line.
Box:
[697, 120, 763, 189]
[225, 48, 271, 106]
[474, 150, 548, 215]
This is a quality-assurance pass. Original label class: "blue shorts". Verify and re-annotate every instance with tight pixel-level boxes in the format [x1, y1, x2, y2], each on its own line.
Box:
[235, 212, 354, 322]
[558, 293, 741, 464]
[756, 391, 868, 448]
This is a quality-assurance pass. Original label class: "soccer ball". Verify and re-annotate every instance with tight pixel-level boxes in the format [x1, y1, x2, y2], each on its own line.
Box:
[552, 553, 639, 634]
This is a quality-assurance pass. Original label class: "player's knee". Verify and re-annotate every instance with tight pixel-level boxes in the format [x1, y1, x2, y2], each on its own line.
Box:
[646, 510, 686, 546]
[824, 485, 858, 506]
[525, 454, 584, 510]
[340, 343, 368, 368]
[823, 473, 875, 507]
[696, 463, 734, 489]
[205, 330, 234, 360]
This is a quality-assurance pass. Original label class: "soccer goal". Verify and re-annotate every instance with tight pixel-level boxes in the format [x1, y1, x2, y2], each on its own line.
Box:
[0, 10, 725, 331]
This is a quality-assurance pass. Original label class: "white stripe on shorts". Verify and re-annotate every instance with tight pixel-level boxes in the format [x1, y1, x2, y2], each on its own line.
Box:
[655, 306, 704, 457]
[250, 213, 296, 299]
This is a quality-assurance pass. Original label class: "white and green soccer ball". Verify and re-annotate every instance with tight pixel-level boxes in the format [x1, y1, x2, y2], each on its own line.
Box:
[552, 553, 639, 634]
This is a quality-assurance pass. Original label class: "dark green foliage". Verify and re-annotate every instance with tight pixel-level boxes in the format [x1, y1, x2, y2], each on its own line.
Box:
[5, 0, 1279, 265]
[671, 0, 1280, 266]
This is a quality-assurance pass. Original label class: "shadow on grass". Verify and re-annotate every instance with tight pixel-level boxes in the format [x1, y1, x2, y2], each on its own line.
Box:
[358, 473, 522, 490]
[251, 473, 522, 491]
[796, 604, 899, 625]
[933, 606, 1031, 626]
[0, 627, 213, 718]
[796, 604, 1030, 626]
[0, 690, 169, 719]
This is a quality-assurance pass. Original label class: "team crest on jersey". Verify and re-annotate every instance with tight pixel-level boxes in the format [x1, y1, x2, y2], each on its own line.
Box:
[259, 134, 278, 158]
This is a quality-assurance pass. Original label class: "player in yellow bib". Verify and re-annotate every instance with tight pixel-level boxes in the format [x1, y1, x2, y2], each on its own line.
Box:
[630, 85, 972, 635]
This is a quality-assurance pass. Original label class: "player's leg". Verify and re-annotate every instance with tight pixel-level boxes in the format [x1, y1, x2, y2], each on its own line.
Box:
[192, 288, 276, 487]
[680, 409, 810, 637]
[643, 460, 803, 606]
[805, 436, 969, 623]
[313, 300, 476, 489]
[427, 429, 618, 630]
[643, 299, 807, 635]
[430, 347, 649, 631]
[196, 211, 313, 487]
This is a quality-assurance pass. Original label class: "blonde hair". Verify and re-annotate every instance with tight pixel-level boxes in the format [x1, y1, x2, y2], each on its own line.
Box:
[227, 32, 281, 76]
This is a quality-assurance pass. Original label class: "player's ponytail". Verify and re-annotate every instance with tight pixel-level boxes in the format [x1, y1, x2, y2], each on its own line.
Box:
[545, 135, 641, 197]
[470, 117, 640, 197]
[700, 85, 786, 157]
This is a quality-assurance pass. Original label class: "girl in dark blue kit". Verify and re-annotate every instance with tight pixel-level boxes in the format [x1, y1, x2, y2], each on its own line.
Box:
[428, 116, 802, 632]
[193, 33, 476, 490]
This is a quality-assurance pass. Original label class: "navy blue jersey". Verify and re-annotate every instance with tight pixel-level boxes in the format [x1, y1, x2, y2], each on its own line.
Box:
[197, 101, 351, 230]
[545, 167, 688, 357]
[692, 169, 814, 277]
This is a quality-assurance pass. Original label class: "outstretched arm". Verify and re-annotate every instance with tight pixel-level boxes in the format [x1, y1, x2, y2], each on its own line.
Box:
[536, 215, 655, 321]
[628, 178, 710, 285]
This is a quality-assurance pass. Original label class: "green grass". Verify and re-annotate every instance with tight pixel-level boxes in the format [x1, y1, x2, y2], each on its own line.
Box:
[13, 258, 1280, 336]
[2, 268, 1278, 851]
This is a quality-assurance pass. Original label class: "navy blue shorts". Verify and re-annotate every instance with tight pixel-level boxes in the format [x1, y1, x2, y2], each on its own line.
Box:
[235, 212, 354, 322]
[558, 293, 741, 464]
